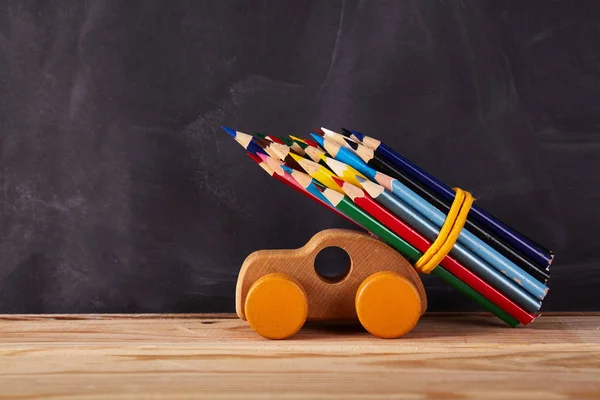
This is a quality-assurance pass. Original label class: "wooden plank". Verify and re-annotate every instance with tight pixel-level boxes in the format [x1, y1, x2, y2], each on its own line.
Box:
[0, 314, 599, 399]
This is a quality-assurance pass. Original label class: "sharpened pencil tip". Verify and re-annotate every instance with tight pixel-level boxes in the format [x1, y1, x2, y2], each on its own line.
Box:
[349, 129, 365, 141]
[278, 136, 293, 146]
[289, 135, 305, 143]
[246, 152, 262, 163]
[312, 127, 324, 136]
[310, 133, 325, 147]
[356, 176, 367, 183]
[340, 128, 352, 137]
[305, 138, 318, 148]
[221, 126, 237, 138]
[331, 176, 345, 187]
[289, 152, 303, 162]
[343, 137, 359, 150]
[280, 164, 294, 174]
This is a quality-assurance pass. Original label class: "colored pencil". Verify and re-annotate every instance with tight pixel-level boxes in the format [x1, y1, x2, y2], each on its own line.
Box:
[253, 132, 285, 144]
[335, 177, 536, 324]
[341, 136, 550, 284]
[253, 137, 304, 171]
[298, 142, 329, 166]
[222, 126, 268, 156]
[288, 153, 345, 194]
[374, 170, 548, 302]
[318, 155, 368, 188]
[291, 134, 320, 148]
[317, 185, 520, 327]
[282, 165, 342, 208]
[225, 125, 551, 327]
[320, 142, 549, 300]
[350, 176, 540, 317]
[247, 152, 275, 176]
[306, 146, 329, 165]
[305, 138, 321, 148]
[279, 164, 364, 228]
[247, 153, 315, 200]
[277, 136, 306, 156]
[289, 135, 307, 144]
[310, 134, 373, 178]
[256, 154, 361, 228]
[252, 136, 288, 159]
[344, 128, 554, 269]
[320, 127, 357, 151]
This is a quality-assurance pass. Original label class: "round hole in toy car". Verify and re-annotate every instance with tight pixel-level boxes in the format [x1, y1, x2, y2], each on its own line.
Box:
[313, 246, 351, 283]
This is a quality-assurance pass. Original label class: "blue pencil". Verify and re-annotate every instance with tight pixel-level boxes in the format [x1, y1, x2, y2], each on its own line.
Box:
[222, 126, 268, 156]
[355, 176, 541, 313]
[346, 128, 553, 269]
[319, 146, 549, 302]
[336, 134, 549, 284]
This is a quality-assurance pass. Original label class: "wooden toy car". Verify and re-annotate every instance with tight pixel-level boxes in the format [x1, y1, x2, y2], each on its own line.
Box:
[236, 229, 427, 339]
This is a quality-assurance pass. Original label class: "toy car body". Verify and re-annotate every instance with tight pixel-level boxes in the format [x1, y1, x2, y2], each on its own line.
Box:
[236, 229, 427, 339]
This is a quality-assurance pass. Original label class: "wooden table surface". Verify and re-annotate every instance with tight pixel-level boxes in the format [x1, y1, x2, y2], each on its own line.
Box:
[1, 313, 599, 399]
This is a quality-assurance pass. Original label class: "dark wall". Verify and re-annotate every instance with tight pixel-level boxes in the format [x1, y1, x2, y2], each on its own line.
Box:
[1, 1, 599, 313]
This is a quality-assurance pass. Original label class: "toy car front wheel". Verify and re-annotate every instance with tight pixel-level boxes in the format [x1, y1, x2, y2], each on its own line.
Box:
[355, 271, 422, 339]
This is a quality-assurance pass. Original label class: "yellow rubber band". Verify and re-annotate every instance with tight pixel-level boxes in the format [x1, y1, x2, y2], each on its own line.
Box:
[414, 188, 474, 274]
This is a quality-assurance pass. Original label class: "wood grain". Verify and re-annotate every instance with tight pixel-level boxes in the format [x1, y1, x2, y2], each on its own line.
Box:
[236, 229, 426, 320]
[0, 313, 599, 399]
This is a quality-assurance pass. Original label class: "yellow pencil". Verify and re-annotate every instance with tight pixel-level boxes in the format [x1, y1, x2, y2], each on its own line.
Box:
[320, 155, 368, 187]
[289, 135, 306, 144]
[288, 153, 344, 194]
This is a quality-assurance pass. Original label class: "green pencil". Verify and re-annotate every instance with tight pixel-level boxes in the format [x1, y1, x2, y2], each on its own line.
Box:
[319, 186, 520, 327]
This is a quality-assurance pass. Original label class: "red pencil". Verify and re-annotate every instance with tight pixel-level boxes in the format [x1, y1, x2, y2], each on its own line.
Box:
[254, 153, 364, 230]
[254, 132, 285, 144]
[333, 177, 536, 325]
[247, 153, 311, 199]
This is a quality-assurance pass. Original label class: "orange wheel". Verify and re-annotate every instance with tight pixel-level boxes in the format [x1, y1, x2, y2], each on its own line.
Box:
[355, 271, 422, 339]
[244, 273, 308, 339]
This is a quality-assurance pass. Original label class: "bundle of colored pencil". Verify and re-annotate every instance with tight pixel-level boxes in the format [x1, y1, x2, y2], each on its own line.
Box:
[222, 126, 552, 327]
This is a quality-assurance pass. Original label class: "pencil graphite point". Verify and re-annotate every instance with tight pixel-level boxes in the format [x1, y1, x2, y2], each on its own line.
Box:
[277, 136, 294, 146]
[343, 137, 359, 150]
[288, 152, 305, 164]
[253, 132, 268, 140]
[310, 133, 325, 147]
[267, 135, 285, 144]
[289, 135, 305, 143]
[257, 152, 269, 162]
[304, 138, 319, 148]
[320, 127, 338, 136]
[331, 176, 345, 187]
[294, 140, 309, 150]
[349, 129, 365, 141]
[221, 126, 237, 138]
[322, 155, 367, 183]
[246, 152, 262, 163]
[281, 164, 294, 174]
[340, 128, 353, 137]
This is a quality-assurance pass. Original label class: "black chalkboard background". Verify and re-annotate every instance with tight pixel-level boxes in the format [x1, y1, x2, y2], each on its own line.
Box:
[1, 1, 599, 313]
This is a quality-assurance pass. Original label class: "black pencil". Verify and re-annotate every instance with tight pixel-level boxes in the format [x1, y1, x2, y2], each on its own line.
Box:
[342, 136, 550, 284]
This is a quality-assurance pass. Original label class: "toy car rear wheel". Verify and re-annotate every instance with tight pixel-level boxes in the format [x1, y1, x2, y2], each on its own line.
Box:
[355, 271, 422, 339]
[244, 272, 308, 339]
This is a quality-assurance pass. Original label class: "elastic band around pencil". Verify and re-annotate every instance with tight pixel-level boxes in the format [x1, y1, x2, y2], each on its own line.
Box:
[415, 188, 474, 274]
